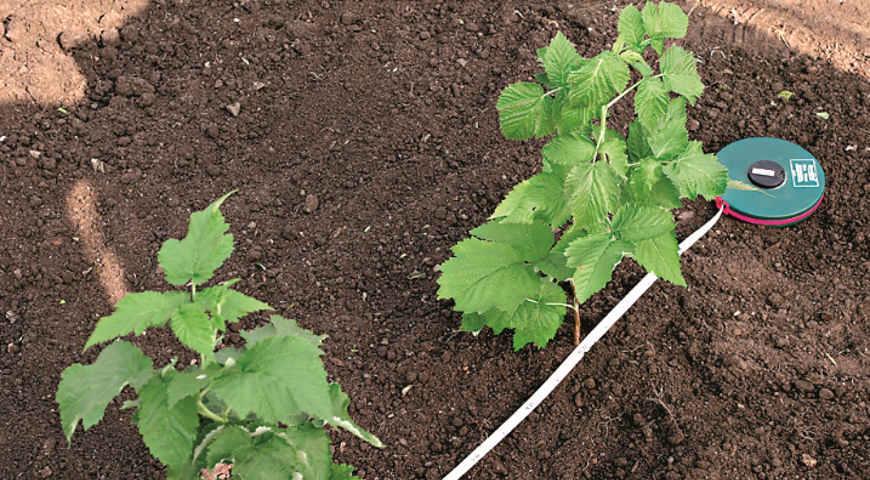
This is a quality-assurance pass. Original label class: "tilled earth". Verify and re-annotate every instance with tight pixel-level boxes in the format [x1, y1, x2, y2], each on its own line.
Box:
[0, 1, 867, 479]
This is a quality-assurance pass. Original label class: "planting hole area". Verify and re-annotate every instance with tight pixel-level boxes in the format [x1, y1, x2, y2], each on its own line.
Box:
[0, 1, 867, 479]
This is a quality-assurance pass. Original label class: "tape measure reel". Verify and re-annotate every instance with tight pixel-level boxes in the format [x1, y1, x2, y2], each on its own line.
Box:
[717, 137, 825, 226]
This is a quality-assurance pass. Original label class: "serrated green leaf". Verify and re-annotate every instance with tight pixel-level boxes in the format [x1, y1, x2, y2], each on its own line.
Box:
[642, 1, 688, 53]
[170, 302, 215, 358]
[634, 77, 670, 129]
[207, 427, 298, 480]
[535, 226, 586, 281]
[324, 383, 384, 448]
[612, 205, 675, 242]
[626, 158, 682, 208]
[496, 82, 554, 140]
[626, 120, 653, 163]
[460, 312, 487, 333]
[565, 161, 622, 226]
[84, 291, 190, 350]
[556, 103, 597, 135]
[197, 285, 271, 330]
[511, 280, 567, 350]
[206, 424, 350, 480]
[490, 171, 571, 229]
[646, 97, 689, 160]
[567, 51, 630, 109]
[280, 424, 334, 480]
[633, 158, 662, 192]
[485, 308, 515, 335]
[166, 462, 199, 480]
[166, 369, 206, 407]
[542, 134, 595, 171]
[663, 142, 728, 200]
[599, 129, 629, 176]
[470, 221, 553, 261]
[661, 46, 704, 104]
[617, 5, 645, 51]
[57, 341, 153, 442]
[647, 177, 683, 208]
[542, 32, 582, 88]
[211, 336, 332, 423]
[158, 192, 235, 287]
[566, 234, 629, 303]
[205, 426, 251, 470]
[242, 315, 326, 348]
[631, 233, 686, 286]
[437, 238, 542, 315]
[465, 280, 567, 349]
[135, 374, 199, 469]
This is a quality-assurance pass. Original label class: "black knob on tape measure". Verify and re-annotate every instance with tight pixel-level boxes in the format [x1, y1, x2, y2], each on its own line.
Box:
[747, 160, 785, 188]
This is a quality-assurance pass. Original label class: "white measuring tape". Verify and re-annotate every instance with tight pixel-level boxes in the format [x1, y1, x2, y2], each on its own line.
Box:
[443, 206, 725, 479]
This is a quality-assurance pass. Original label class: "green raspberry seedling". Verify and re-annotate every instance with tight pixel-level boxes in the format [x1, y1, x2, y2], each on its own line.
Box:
[57, 192, 382, 479]
[437, 2, 727, 350]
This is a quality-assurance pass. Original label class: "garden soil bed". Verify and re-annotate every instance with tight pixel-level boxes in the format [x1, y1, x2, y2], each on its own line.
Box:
[1, 1, 867, 479]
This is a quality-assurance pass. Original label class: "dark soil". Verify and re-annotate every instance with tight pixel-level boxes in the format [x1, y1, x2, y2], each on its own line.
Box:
[1, 1, 868, 479]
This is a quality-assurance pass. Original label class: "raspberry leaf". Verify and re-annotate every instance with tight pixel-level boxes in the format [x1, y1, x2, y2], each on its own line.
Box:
[325, 383, 385, 447]
[497, 82, 554, 140]
[490, 171, 571, 228]
[642, 1, 688, 53]
[634, 77, 670, 129]
[210, 336, 332, 423]
[57, 341, 153, 442]
[169, 302, 214, 358]
[158, 191, 235, 287]
[661, 46, 704, 104]
[663, 142, 728, 199]
[566, 234, 630, 303]
[134, 373, 199, 469]
[612, 205, 675, 242]
[617, 5, 646, 51]
[197, 283, 272, 330]
[437, 238, 543, 315]
[166, 369, 206, 407]
[511, 280, 568, 350]
[541, 32, 583, 88]
[565, 161, 622, 226]
[241, 315, 326, 348]
[646, 98, 689, 160]
[84, 291, 190, 350]
[631, 233, 686, 286]
[568, 51, 631, 108]
[469, 221, 554, 261]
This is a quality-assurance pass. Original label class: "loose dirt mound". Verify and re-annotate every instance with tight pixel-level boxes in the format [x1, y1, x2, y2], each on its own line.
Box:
[0, 1, 867, 479]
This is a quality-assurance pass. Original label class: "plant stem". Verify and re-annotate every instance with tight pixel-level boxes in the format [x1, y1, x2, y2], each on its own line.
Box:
[197, 398, 227, 424]
[544, 86, 563, 97]
[191, 282, 197, 301]
[592, 73, 664, 162]
[571, 286, 581, 346]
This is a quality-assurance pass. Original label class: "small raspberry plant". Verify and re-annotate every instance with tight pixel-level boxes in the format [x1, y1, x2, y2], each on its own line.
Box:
[437, 2, 727, 349]
[57, 193, 383, 479]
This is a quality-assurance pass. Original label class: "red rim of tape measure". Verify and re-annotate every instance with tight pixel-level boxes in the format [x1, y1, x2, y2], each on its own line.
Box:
[715, 195, 824, 226]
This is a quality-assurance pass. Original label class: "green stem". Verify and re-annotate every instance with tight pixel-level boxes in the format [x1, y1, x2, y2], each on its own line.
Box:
[197, 390, 227, 423]
[190, 282, 197, 301]
[592, 73, 664, 162]
[544, 86, 563, 97]
[198, 400, 227, 423]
